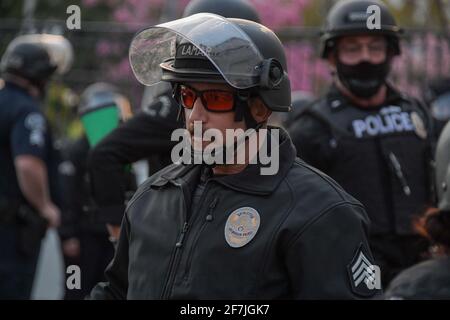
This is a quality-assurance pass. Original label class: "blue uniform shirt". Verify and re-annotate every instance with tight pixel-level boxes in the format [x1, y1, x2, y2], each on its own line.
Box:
[0, 81, 53, 204]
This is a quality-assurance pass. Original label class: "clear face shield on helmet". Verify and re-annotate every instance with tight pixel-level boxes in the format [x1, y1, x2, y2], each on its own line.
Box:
[129, 13, 265, 90]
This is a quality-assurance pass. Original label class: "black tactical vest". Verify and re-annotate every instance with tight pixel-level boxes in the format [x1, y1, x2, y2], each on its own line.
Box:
[301, 88, 433, 235]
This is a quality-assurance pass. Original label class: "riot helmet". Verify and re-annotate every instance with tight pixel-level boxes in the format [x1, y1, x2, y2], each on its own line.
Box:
[129, 13, 291, 120]
[78, 82, 132, 146]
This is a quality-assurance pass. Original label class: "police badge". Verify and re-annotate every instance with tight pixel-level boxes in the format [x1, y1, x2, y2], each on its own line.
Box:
[224, 207, 260, 248]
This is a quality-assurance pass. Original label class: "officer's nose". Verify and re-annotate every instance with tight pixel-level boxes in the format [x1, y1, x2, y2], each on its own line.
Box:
[187, 96, 208, 124]
[360, 45, 371, 62]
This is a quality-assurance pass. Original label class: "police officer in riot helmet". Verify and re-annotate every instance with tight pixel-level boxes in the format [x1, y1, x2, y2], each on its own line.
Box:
[0, 34, 72, 299]
[87, 0, 262, 242]
[89, 13, 380, 299]
[58, 83, 135, 299]
[288, 0, 434, 286]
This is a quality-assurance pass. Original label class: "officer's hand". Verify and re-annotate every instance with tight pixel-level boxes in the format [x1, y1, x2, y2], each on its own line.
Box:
[40, 203, 61, 228]
[62, 237, 80, 258]
[106, 224, 121, 241]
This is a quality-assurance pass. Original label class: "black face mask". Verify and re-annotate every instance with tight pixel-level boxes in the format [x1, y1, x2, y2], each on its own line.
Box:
[336, 60, 391, 98]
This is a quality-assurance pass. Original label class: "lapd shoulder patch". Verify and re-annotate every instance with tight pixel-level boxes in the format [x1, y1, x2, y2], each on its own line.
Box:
[224, 207, 260, 248]
[24, 112, 46, 132]
[347, 243, 381, 297]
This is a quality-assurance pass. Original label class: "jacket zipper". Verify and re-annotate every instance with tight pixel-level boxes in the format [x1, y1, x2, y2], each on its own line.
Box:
[161, 180, 212, 299]
[160, 181, 189, 299]
[183, 197, 218, 281]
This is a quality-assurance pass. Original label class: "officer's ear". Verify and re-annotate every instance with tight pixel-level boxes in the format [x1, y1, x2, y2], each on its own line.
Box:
[248, 97, 272, 123]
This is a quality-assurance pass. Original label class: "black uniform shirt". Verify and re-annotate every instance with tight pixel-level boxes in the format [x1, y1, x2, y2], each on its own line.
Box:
[87, 93, 180, 225]
[288, 84, 433, 235]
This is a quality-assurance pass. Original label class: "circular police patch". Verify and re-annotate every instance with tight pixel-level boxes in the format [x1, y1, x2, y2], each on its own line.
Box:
[224, 207, 260, 248]
[24, 113, 46, 132]
[410, 111, 427, 139]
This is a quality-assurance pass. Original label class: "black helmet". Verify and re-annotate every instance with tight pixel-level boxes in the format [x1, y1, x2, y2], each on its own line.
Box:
[1, 34, 73, 82]
[320, 0, 402, 59]
[183, 0, 260, 23]
[436, 121, 450, 211]
[141, 16, 291, 112]
[229, 18, 290, 113]
[78, 82, 133, 146]
[130, 14, 292, 129]
[1, 42, 57, 82]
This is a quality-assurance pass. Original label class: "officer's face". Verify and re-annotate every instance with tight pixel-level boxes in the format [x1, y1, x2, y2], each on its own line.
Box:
[183, 82, 246, 150]
[335, 35, 388, 65]
[182, 82, 271, 151]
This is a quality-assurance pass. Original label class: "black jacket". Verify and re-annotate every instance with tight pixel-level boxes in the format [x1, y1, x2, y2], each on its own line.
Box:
[90, 128, 381, 299]
[288, 85, 434, 235]
[58, 136, 136, 239]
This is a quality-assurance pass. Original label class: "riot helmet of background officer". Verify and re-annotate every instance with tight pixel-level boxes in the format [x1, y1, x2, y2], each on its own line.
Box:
[78, 83, 133, 147]
[320, 0, 402, 99]
[183, 0, 260, 22]
[1, 34, 73, 96]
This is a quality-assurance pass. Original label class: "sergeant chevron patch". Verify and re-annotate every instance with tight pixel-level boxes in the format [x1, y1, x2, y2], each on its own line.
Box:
[347, 243, 381, 297]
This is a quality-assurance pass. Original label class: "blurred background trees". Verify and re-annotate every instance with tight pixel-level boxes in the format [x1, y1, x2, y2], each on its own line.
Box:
[1, 0, 450, 139]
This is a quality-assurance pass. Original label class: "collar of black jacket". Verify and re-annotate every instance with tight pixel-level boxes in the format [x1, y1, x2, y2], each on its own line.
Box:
[151, 126, 296, 196]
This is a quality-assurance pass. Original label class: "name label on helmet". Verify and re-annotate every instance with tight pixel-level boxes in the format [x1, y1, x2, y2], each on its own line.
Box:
[347, 5, 381, 30]
[179, 43, 208, 58]
[348, 12, 370, 22]
[351, 106, 424, 138]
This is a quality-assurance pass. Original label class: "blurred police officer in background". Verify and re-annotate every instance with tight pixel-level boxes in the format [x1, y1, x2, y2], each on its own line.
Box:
[87, 0, 263, 242]
[385, 121, 450, 299]
[0, 34, 72, 299]
[89, 12, 380, 300]
[288, 0, 435, 286]
[58, 83, 135, 299]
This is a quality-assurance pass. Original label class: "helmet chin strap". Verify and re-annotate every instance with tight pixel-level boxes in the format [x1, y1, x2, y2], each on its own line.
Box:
[234, 91, 262, 130]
